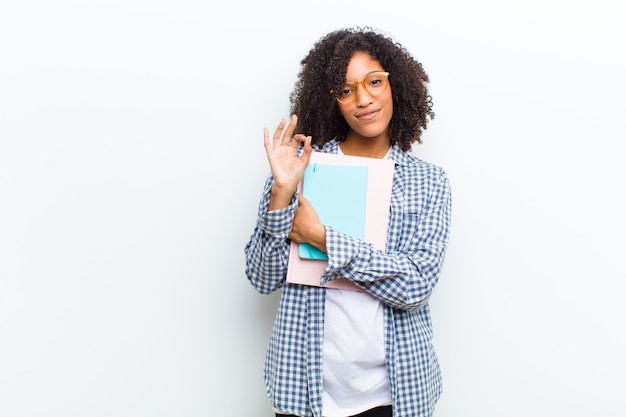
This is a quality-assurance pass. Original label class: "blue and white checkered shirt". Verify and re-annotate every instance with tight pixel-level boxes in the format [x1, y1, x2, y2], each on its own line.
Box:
[245, 139, 452, 417]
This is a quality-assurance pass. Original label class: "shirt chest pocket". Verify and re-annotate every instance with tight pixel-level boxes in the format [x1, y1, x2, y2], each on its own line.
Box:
[398, 209, 421, 251]
[387, 202, 421, 252]
[388, 180, 424, 251]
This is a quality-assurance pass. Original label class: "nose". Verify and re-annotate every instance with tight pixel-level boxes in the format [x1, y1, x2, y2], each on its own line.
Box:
[355, 83, 373, 107]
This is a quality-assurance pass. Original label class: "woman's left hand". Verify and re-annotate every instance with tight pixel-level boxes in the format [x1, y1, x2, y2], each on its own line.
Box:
[289, 193, 327, 254]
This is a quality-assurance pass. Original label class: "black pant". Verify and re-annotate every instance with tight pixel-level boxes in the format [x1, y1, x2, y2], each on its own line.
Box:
[276, 404, 392, 417]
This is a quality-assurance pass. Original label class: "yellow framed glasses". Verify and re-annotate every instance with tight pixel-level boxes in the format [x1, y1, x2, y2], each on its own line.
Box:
[331, 71, 390, 103]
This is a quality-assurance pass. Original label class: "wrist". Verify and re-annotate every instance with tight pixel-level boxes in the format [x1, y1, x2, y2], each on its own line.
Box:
[268, 185, 296, 211]
[310, 224, 327, 254]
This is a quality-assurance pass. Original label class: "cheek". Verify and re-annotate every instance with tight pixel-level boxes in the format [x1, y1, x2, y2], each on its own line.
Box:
[385, 89, 394, 111]
[337, 103, 351, 117]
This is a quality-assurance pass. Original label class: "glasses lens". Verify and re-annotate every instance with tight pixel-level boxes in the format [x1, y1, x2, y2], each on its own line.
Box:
[364, 72, 388, 95]
[336, 84, 356, 103]
[336, 72, 389, 103]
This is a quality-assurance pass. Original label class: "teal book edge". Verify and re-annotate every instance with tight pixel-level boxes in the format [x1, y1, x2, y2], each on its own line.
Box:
[298, 162, 368, 260]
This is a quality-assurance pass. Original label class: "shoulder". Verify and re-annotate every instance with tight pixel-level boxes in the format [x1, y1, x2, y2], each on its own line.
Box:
[391, 149, 451, 214]
[390, 145, 448, 184]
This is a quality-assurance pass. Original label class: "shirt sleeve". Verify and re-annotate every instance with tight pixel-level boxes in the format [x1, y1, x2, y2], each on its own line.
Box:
[244, 174, 297, 294]
[321, 170, 452, 311]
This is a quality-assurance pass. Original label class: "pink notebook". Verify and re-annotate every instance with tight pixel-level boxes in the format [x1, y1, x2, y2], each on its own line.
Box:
[286, 152, 394, 291]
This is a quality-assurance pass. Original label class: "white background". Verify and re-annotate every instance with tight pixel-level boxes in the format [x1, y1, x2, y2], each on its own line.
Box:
[1, 1, 625, 416]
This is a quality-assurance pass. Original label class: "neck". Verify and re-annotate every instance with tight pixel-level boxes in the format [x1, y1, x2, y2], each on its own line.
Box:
[340, 134, 391, 159]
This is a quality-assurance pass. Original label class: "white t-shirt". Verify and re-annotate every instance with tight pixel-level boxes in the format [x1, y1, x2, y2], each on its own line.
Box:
[322, 146, 392, 416]
[322, 289, 392, 416]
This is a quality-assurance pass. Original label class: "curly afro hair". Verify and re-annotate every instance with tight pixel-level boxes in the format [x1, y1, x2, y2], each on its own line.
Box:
[289, 27, 434, 153]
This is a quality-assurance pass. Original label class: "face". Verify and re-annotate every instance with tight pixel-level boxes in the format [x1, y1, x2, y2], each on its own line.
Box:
[337, 51, 393, 144]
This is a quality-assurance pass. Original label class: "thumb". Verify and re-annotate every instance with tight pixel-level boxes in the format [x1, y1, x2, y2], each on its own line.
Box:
[296, 192, 308, 206]
[300, 136, 313, 162]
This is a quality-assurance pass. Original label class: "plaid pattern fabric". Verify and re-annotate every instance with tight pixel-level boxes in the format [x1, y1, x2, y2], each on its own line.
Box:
[245, 139, 452, 417]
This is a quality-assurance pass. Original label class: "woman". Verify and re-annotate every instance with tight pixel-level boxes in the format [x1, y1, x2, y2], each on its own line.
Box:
[245, 27, 452, 417]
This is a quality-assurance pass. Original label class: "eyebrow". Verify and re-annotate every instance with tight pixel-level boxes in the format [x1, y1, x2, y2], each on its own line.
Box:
[344, 70, 386, 83]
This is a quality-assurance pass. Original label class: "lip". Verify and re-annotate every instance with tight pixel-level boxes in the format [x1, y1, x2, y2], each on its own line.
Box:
[355, 109, 380, 120]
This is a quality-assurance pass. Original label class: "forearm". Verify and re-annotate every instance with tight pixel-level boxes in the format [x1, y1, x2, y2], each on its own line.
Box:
[321, 229, 446, 310]
[244, 178, 297, 294]
[244, 227, 290, 294]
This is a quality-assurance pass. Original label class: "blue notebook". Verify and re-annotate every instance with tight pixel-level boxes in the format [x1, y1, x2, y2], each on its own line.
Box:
[298, 162, 368, 260]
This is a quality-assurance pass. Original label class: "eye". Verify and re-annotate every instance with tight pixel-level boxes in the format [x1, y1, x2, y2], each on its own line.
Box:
[367, 76, 384, 88]
[338, 85, 354, 98]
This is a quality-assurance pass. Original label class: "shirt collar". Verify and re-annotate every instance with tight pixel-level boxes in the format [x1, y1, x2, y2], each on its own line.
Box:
[318, 138, 410, 166]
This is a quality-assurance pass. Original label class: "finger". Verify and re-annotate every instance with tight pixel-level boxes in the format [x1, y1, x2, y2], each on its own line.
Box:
[282, 114, 298, 145]
[272, 119, 287, 146]
[299, 135, 314, 162]
[291, 133, 308, 148]
[263, 127, 270, 151]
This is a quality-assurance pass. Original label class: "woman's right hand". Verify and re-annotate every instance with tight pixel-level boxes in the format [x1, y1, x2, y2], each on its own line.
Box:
[264, 115, 312, 210]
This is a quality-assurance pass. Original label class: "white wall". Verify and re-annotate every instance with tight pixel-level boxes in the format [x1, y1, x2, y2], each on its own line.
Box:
[1, 1, 624, 416]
